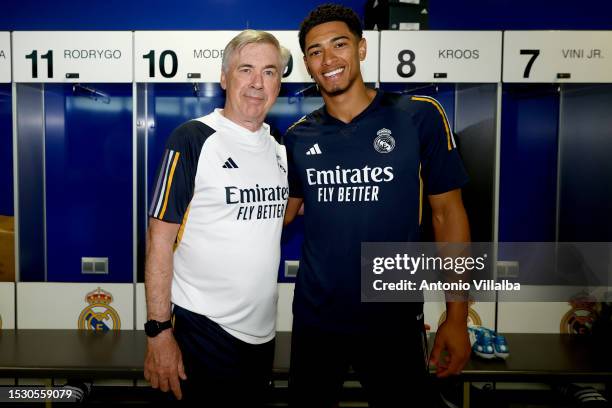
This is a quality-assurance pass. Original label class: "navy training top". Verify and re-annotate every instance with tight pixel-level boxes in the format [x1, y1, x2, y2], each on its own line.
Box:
[284, 89, 469, 333]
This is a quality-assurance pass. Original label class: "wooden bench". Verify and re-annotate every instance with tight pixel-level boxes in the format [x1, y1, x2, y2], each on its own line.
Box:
[1, 330, 610, 406]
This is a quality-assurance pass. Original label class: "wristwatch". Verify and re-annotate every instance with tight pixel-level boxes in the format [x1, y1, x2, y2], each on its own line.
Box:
[144, 319, 172, 337]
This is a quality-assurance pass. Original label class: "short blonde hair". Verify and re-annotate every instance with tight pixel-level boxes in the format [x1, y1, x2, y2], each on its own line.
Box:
[222, 30, 291, 74]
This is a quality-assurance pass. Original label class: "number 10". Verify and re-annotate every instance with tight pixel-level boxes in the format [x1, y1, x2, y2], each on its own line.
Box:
[142, 50, 178, 78]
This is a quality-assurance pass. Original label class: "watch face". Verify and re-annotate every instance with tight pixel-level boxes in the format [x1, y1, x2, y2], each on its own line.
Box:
[145, 320, 171, 337]
[145, 320, 158, 337]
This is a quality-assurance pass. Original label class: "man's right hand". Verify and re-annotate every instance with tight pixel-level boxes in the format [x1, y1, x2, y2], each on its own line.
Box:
[144, 330, 188, 400]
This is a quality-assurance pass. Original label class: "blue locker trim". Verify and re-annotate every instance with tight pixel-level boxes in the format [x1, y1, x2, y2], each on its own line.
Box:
[454, 83, 498, 243]
[558, 84, 612, 242]
[45, 84, 133, 282]
[0, 84, 12, 216]
[16, 83, 45, 282]
[498, 84, 559, 243]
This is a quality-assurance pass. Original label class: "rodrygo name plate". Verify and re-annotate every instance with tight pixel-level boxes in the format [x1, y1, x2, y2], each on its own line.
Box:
[12, 31, 133, 83]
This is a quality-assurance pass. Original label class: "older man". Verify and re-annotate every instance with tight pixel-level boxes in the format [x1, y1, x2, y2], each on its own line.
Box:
[144, 30, 290, 406]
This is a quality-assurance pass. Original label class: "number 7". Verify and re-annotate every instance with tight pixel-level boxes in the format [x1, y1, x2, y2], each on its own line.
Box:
[520, 49, 540, 78]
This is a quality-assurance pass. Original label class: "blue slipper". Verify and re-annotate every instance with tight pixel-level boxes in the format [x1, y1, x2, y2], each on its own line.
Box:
[468, 326, 495, 359]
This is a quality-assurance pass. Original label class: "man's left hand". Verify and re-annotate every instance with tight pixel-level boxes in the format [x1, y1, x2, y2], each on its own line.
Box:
[429, 320, 471, 378]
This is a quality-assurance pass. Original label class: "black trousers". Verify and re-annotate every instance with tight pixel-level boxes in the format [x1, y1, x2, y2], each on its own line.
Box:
[289, 313, 430, 408]
[172, 305, 274, 407]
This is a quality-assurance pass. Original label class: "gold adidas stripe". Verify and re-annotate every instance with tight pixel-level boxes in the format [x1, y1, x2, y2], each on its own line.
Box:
[411, 96, 453, 151]
[159, 152, 180, 220]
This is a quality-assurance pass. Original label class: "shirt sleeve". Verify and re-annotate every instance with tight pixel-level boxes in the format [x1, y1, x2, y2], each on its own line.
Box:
[148, 122, 203, 223]
[283, 129, 304, 199]
[416, 97, 469, 195]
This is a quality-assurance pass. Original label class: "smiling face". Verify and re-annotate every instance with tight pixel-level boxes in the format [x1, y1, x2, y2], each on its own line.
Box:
[303, 21, 366, 97]
[221, 42, 282, 130]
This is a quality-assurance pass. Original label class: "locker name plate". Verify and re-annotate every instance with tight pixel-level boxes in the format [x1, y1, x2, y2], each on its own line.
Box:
[12, 31, 133, 83]
[135, 31, 379, 83]
[503, 31, 612, 83]
[135, 31, 238, 83]
[380, 31, 502, 83]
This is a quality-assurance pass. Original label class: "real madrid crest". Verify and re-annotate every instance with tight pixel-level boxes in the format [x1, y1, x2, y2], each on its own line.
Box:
[560, 293, 597, 334]
[374, 128, 395, 154]
[78, 287, 121, 331]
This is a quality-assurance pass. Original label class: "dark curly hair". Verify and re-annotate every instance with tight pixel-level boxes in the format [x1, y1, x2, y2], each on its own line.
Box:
[299, 4, 363, 53]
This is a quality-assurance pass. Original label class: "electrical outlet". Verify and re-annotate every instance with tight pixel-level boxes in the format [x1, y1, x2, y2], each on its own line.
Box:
[81, 257, 109, 275]
[284, 260, 299, 278]
[497, 261, 519, 278]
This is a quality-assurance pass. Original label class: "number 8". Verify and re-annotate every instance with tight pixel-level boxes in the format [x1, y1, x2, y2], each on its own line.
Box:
[397, 50, 416, 78]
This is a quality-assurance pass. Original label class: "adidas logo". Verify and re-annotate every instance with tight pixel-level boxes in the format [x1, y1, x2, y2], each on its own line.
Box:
[222, 157, 239, 169]
[306, 143, 322, 155]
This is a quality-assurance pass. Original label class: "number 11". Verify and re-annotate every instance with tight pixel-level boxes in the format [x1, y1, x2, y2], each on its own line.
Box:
[25, 50, 54, 79]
